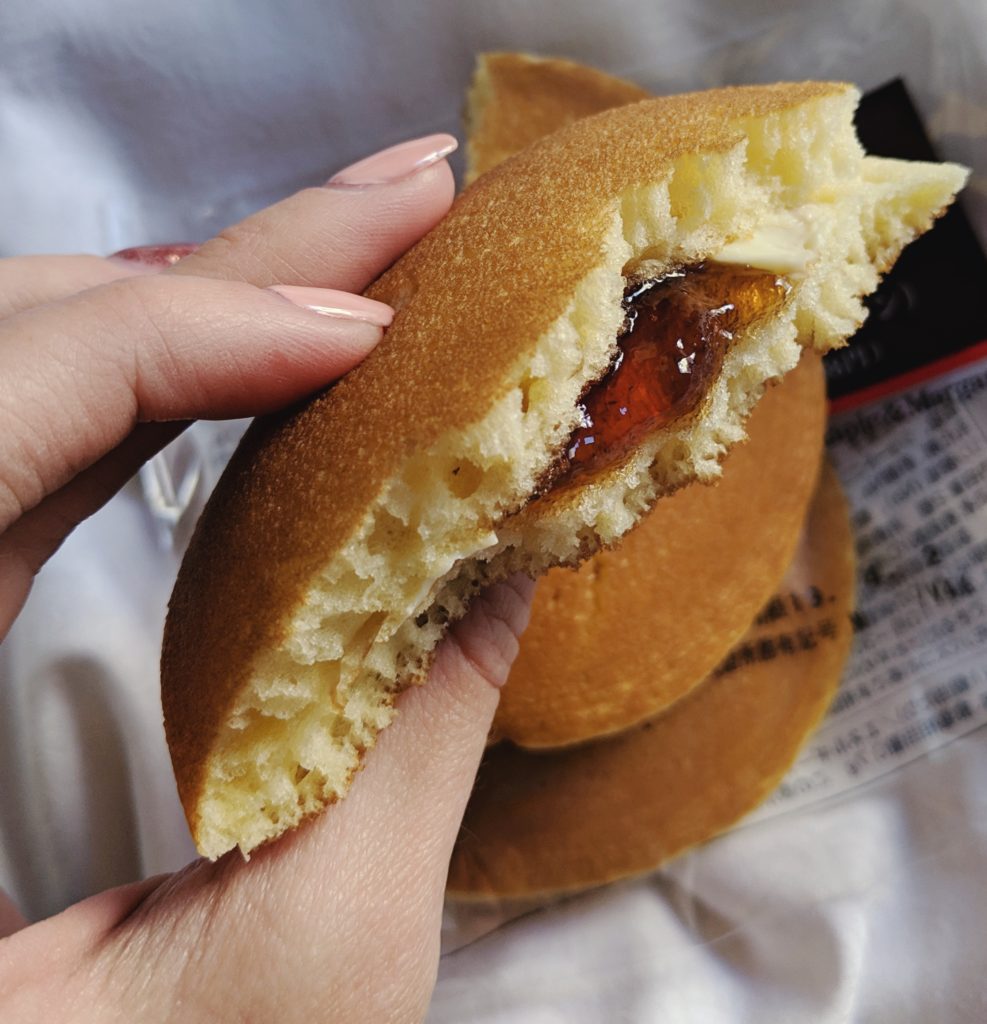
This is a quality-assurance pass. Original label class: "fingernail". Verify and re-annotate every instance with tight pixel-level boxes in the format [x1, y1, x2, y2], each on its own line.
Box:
[327, 133, 458, 187]
[268, 285, 394, 327]
[109, 243, 200, 267]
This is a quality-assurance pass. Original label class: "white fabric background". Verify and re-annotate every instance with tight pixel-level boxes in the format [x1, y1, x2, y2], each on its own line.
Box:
[1, 1, 986, 1020]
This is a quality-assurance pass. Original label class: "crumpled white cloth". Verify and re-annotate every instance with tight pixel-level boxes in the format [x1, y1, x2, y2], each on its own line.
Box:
[431, 737, 987, 1022]
[1, 1, 986, 1020]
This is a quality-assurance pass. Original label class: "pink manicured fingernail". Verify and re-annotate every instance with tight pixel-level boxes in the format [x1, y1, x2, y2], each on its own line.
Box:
[327, 133, 458, 187]
[268, 285, 394, 327]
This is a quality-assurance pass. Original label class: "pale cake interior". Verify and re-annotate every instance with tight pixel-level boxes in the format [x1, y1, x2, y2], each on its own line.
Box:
[194, 89, 965, 858]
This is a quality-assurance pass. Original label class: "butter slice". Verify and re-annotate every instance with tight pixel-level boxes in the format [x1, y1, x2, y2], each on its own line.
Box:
[713, 213, 811, 275]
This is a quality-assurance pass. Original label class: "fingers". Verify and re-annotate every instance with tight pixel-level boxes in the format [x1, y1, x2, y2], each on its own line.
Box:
[0, 254, 150, 319]
[0, 274, 391, 535]
[0, 132, 458, 530]
[0, 133, 458, 639]
[169, 134, 456, 290]
[79, 577, 535, 1023]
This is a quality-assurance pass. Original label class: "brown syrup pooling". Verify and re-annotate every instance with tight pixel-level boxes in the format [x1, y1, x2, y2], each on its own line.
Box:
[556, 263, 790, 487]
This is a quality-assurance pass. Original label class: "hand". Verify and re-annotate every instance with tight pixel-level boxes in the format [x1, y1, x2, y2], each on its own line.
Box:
[0, 135, 534, 1023]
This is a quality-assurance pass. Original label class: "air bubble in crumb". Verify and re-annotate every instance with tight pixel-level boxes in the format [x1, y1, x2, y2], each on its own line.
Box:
[448, 460, 484, 498]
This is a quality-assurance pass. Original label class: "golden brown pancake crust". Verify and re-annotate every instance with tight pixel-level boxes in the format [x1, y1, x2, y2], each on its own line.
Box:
[493, 351, 826, 748]
[466, 53, 651, 182]
[163, 80, 849, 828]
[448, 462, 855, 899]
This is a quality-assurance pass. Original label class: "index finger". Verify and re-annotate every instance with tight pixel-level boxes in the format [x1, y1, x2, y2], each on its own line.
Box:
[168, 133, 457, 290]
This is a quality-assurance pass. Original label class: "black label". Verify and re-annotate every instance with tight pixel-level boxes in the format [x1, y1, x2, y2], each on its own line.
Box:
[824, 80, 987, 400]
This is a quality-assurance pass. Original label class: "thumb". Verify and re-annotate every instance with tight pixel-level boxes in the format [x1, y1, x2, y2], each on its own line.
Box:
[80, 575, 534, 1023]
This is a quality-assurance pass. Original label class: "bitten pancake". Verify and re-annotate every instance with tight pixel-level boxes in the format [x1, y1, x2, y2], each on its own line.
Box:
[163, 67, 965, 859]
[479, 55, 827, 748]
[479, 55, 823, 749]
[448, 461, 855, 899]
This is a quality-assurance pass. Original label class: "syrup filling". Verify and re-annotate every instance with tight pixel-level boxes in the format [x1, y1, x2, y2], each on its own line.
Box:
[553, 262, 791, 489]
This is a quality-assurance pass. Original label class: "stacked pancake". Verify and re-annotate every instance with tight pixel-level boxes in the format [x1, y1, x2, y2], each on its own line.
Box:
[447, 54, 859, 900]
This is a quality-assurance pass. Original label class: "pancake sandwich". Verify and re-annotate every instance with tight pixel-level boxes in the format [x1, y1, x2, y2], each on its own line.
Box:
[162, 62, 966, 859]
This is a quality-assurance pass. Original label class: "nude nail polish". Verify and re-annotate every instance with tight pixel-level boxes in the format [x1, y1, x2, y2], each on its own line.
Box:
[327, 133, 458, 187]
[268, 285, 394, 327]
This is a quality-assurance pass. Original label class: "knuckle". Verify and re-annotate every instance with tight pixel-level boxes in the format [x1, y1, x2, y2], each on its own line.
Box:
[207, 222, 259, 266]
[200, 190, 338, 286]
[208, 218, 311, 284]
[97, 274, 170, 333]
[88, 276, 188, 401]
